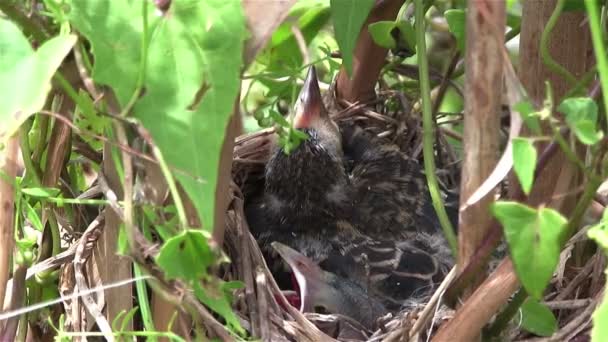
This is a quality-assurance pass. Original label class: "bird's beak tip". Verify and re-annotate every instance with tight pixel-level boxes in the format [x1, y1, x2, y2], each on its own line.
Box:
[294, 66, 323, 129]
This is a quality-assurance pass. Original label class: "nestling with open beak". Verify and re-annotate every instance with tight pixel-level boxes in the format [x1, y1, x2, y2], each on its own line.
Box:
[272, 242, 388, 330]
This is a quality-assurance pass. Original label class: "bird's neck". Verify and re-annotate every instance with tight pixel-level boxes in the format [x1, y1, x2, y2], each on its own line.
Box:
[265, 145, 351, 214]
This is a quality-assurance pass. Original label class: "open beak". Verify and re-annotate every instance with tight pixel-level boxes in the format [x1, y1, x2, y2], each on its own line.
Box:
[293, 66, 324, 129]
[271, 242, 311, 272]
[271, 241, 322, 312]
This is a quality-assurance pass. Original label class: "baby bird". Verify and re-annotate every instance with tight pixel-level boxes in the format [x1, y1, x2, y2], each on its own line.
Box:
[272, 242, 388, 330]
[245, 65, 454, 311]
[246, 66, 353, 263]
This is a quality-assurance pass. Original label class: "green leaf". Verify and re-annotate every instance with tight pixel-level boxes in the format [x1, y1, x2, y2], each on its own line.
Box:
[330, 0, 375, 75]
[593, 287, 608, 341]
[71, 0, 247, 231]
[396, 21, 417, 53]
[368, 21, 397, 49]
[445, 9, 466, 52]
[492, 202, 567, 299]
[0, 19, 76, 143]
[521, 298, 557, 336]
[193, 282, 244, 335]
[512, 137, 537, 195]
[264, 3, 331, 73]
[514, 101, 542, 135]
[573, 120, 603, 145]
[588, 209, 608, 250]
[21, 187, 61, 198]
[24, 202, 44, 232]
[74, 90, 110, 150]
[155, 230, 215, 282]
[590, 209, 608, 341]
[558, 97, 603, 145]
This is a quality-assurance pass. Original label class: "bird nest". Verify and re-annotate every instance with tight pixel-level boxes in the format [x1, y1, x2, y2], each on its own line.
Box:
[223, 89, 461, 341]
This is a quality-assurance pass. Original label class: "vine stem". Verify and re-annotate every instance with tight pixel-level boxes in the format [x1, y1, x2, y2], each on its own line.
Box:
[414, 0, 458, 257]
[540, 0, 578, 86]
[585, 0, 608, 129]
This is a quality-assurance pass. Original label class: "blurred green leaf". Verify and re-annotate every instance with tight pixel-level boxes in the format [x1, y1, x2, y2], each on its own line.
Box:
[369, 21, 397, 49]
[590, 209, 608, 341]
[24, 202, 44, 232]
[512, 137, 537, 195]
[521, 298, 557, 336]
[593, 290, 608, 342]
[558, 97, 603, 145]
[589, 209, 608, 250]
[514, 100, 542, 135]
[445, 9, 466, 52]
[193, 282, 244, 335]
[396, 21, 417, 53]
[71, 0, 247, 231]
[369, 19, 416, 55]
[0, 18, 76, 144]
[22, 187, 61, 198]
[264, 3, 331, 73]
[330, 0, 374, 75]
[74, 90, 110, 150]
[155, 230, 214, 282]
[492, 202, 567, 299]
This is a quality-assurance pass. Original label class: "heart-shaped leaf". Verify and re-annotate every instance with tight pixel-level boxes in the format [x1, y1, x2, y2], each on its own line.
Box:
[492, 201, 567, 299]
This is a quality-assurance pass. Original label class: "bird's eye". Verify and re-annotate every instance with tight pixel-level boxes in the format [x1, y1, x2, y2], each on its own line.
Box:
[313, 305, 329, 314]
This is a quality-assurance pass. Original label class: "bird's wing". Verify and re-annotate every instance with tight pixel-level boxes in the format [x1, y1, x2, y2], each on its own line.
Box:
[340, 122, 442, 239]
[320, 221, 445, 309]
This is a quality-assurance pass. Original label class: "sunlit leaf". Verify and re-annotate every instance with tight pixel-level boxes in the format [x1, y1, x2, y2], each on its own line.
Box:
[71, 0, 247, 231]
[0, 18, 76, 143]
[512, 137, 537, 195]
[492, 202, 567, 299]
[521, 298, 557, 336]
[330, 0, 375, 75]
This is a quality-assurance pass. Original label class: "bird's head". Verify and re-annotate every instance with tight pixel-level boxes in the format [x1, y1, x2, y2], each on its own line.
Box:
[264, 66, 348, 211]
[289, 66, 342, 158]
[271, 242, 388, 329]
[271, 241, 328, 313]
